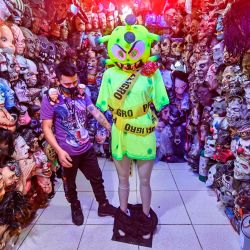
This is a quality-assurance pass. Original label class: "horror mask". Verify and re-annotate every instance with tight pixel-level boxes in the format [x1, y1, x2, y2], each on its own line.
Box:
[160, 35, 171, 56]
[170, 38, 184, 58]
[38, 36, 49, 62]
[20, 27, 37, 59]
[16, 55, 28, 75]
[24, 59, 38, 87]
[211, 96, 226, 117]
[98, 12, 107, 31]
[216, 15, 224, 41]
[195, 55, 211, 82]
[205, 64, 218, 90]
[13, 80, 31, 103]
[9, 23, 25, 55]
[0, 78, 15, 109]
[204, 136, 216, 158]
[3, 0, 25, 25]
[5, 52, 20, 82]
[242, 51, 250, 77]
[212, 41, 224, 68]
[234, 156, 250, 180]
[12, 135, 30, 160]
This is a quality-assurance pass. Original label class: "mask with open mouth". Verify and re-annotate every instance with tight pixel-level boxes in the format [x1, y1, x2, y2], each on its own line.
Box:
[97, 14, 160, 72]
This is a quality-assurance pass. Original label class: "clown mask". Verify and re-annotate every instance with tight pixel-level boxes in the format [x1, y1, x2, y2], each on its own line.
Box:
[0, 24, 15, 53]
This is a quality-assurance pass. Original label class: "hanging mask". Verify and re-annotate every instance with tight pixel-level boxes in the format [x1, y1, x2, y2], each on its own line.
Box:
[13, 79, 31, 103]
[151, 41, 161, 56]
[38, 36, 49, 62]
[234, 156, 250, 180]
[46, 41, 56, 64]
[0, 78, 15, 109]
[92, 13, 99, 30]
[211, 96, 226, 117]
[221, 65, 241, 92]
[242, 52, 250, 77]
[5, 52, 20, 82]
[20, 27, 37, 59]
[0, 173, 5, 202]
[9, 23, 25, 55]
[160, 35, 171, 56]
[16, 55, 28, 75]
[12, 135, 30, 160]
[170, 38, 184, 58]
[212, 41, 224, 68]
[0, 0, 11, 21]
[1, 164, 15, 188]
[204, 136, 216, 158]
[216, 15, 224, 41]
[24, 59, 38, 87]
[195, 55, 211, 82]
[4, 0, 25, 25]
[205, 64, 218, 90]
[0, 24, 15, 53]
[98, 12, 107, 31]
[60, 21, 68, 41]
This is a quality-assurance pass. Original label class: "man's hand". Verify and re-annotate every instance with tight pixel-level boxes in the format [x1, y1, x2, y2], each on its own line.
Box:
[57, 149, 73, 168]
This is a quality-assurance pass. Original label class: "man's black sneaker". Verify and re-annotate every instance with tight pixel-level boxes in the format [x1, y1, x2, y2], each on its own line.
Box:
[71, 200, 84, 226]
[98, 202, 117, 217]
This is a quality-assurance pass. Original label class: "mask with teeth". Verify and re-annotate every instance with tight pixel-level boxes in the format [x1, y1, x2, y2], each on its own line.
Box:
[20, 27, 37, 59]
[195, 55, 212, 83]
[221, 65, 241, 92]
[13, 79, 31, 103]
[38, 35, 50, 62]
[46, 41, 56, 64]
[98, 14, 160, 71]
[24, 59, 38, 87]
[216, 15, 224, 41]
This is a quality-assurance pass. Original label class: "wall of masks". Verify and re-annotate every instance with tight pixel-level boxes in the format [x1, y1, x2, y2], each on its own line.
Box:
[0, 0, 249, 247]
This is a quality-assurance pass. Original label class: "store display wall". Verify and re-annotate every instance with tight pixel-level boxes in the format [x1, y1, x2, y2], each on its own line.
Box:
[0, 0, 249, 248]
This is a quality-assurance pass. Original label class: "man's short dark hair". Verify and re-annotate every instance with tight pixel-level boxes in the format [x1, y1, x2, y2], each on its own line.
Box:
[172, 70, 189, 83]
[55, 60, 77, 80]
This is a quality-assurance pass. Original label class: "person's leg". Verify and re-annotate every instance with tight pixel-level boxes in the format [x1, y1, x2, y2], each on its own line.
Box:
[137, 160, 154, 216]
[78, 147, 108, 204]
[113, 156, 131, 213]
[61, 155, 79, 203]
[62, 155, 84, 225]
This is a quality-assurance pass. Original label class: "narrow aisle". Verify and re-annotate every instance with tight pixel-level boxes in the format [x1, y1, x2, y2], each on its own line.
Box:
[15, 160, 240, 250]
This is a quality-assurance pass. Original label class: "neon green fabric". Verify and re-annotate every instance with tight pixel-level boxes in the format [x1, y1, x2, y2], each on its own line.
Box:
[96, 66, 169, 160]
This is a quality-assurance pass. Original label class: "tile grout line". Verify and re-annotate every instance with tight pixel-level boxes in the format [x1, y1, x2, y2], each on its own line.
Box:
[76, 198, 94, 250]
[168, 162, 203, 250]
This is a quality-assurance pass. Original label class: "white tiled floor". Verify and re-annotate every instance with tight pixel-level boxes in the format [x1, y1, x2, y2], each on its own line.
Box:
[14, 159, 240, 250]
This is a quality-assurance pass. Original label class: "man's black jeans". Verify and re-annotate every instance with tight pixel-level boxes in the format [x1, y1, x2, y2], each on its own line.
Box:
[61, 147, 108, 205]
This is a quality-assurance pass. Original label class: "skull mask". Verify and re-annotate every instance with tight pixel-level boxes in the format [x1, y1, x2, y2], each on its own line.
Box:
[20, 27, 38, 59]
[0, 24, 15, 53]
[3, 0, 25, 25]
[204, 136, 216, 158]
[170, 38, 184, 58]
[8, 23, 25, 55]
[13, 79, 31, 103]
[160, 36, 171, 56]
[24, 59, 38, 87]
[212, 41, 224, 68]
[12, 135, 30, 160]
